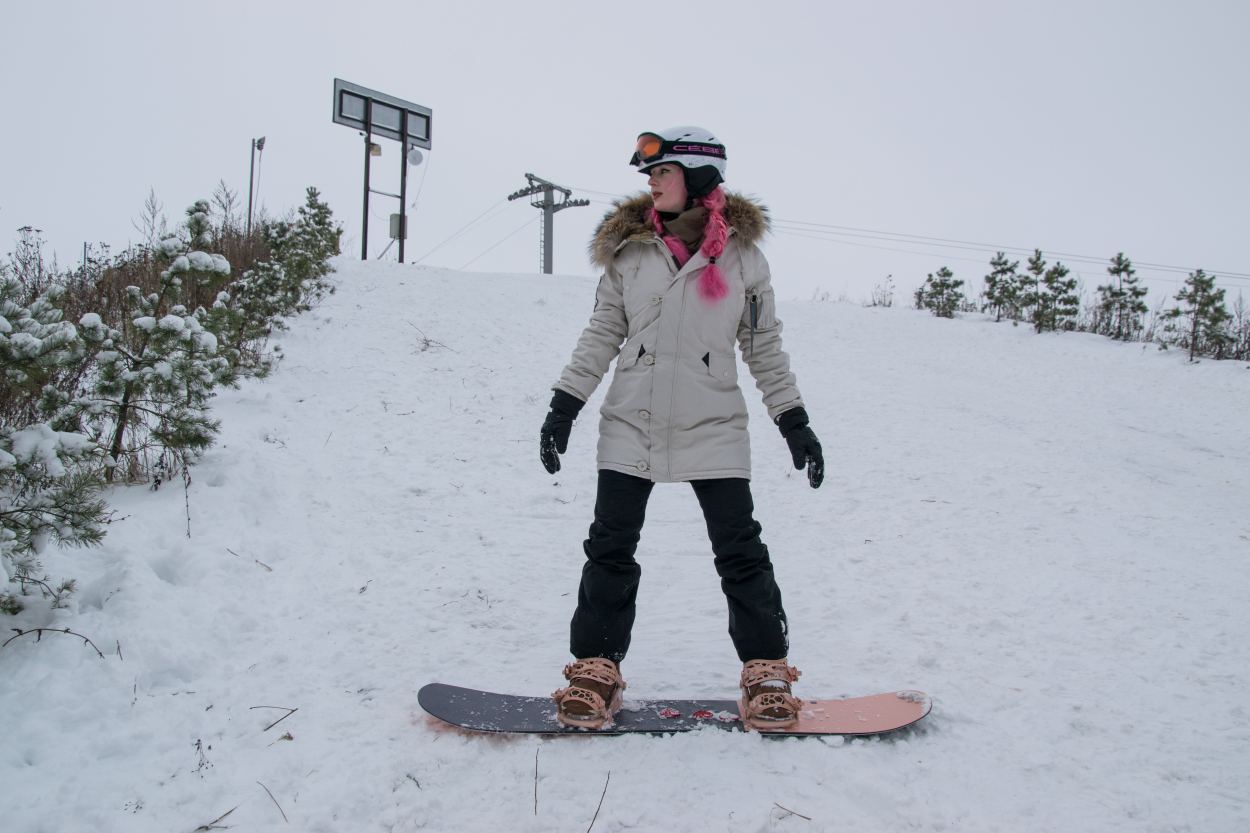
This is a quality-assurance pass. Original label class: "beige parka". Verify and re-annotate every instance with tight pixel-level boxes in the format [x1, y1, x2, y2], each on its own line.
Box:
[553, 192, 804, 482]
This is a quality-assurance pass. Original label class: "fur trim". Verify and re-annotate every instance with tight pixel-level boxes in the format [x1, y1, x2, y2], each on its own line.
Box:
[589, 190, 770, 268]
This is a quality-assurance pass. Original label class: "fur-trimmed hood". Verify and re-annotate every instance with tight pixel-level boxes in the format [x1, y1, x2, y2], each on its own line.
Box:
[588, 191, 770, 268]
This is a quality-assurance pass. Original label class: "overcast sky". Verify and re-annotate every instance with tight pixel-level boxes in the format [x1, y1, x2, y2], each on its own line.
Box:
[3, 0, 1248, 304]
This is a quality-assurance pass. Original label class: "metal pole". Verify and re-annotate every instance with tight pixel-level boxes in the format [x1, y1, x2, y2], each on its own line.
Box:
[398, 110, 408, 263]
[362, 99, 373, 261]
[246, 139, 256, 236]
[542, 185, 555, 274]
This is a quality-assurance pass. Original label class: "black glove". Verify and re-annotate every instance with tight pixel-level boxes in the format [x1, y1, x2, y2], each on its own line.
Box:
[776, 407, 824, 489]
[540, 389, 585, 474]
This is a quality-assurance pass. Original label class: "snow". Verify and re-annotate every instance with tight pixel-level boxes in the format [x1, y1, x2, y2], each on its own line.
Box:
[4, 423, 92, 477]
[4, 258, 1249, 832]
[185, 251, 231, 275]
[157, 314, 185, 333]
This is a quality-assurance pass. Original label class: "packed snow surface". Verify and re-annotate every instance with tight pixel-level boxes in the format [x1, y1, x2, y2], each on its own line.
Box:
[4, 258, 1249, 832]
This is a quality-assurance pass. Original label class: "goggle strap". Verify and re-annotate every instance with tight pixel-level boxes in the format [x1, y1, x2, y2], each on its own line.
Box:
[629, 139, 726, 167]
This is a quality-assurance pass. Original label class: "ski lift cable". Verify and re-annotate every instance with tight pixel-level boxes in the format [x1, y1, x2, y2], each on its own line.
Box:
[773, 218, 1250, 281]
[567, 183, 1248, 283]
[460, 215, 540, 270]
[772, 227, 1250, 288]
[414, 198, 513, 264]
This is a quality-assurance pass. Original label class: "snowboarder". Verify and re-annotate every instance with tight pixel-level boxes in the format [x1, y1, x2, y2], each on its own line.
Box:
[540, 126, 824, 729]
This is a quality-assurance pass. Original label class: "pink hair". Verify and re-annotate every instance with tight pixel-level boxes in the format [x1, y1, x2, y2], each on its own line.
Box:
[648, 185, 730, 303]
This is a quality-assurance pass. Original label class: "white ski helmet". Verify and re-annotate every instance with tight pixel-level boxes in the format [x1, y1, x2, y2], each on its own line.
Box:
[629, 125, 727, 180]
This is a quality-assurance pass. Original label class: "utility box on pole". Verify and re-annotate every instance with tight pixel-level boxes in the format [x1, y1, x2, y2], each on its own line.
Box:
[389, 214, 407, 240]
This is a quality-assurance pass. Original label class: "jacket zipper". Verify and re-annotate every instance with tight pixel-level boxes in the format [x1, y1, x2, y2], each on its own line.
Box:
[749, 293, 759, 357]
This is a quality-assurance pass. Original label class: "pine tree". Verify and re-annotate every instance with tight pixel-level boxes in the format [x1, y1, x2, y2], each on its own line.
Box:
[1163, 269, 1232, 361]
[200, 260, 286, 381]
[1021, 249, 1046, 328]
[1039, 260, 1079, 332]
[916, 267, 964, 318]
[983, 252, 1021, 322]
[264, 188, 343, 315]
[87, 203, 234, 481]
[0, 277, 107, 612]
[1096, 252, 1148, 340]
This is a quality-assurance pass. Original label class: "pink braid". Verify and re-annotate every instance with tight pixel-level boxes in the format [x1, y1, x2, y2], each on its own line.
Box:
[696, 187, 730, 302]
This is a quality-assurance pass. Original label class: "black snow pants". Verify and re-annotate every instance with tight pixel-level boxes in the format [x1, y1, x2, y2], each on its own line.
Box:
[569, 469, 789, 664]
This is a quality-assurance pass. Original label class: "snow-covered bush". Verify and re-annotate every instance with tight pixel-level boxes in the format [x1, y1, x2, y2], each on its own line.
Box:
[88, 219, 234, 482]
[0, 188, 341, 613]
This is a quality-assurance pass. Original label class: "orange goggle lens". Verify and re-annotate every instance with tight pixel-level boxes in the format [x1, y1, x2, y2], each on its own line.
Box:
[634, 134, 664, 162]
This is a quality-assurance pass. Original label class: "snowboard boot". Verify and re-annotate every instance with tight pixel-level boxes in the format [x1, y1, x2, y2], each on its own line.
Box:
[740, 659, 802, 729]
[552, 658, 626, 729]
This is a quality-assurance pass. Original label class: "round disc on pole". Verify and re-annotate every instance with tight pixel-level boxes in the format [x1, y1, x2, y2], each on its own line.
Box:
[408, 147, 425, 166]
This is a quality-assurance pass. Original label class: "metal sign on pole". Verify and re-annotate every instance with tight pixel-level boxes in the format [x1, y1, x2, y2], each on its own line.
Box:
[332, 79, 432, 262]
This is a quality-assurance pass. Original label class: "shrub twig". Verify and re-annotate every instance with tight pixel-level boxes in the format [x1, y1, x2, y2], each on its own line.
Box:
[249, 705, 299, 731]
[1, 627, 106, 659]
[193, 806, 237, 831]
[258, 781, 288, 823]
[586, 771, 610, 833]
[773, 803, 812, 821]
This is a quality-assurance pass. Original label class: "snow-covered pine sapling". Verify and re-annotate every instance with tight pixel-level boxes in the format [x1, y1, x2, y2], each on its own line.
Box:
[1040, 260, 1079, 333]
[0, 278, 86, 426]
[983, 252, 1022, 323]
[1096, 253, 1148, 341]
[916, 267, 964, 318]
[0, 277, 108, 613]
[92, 202, 233, 482]
[200, 259, 286, 381]
[1163, 269, 1233, 361]
[1021, 249, 1046, 329]
[262, 188, 343, 316]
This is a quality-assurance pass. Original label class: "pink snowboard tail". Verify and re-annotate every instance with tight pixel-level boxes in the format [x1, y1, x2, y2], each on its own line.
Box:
[743, 690, 931, 734]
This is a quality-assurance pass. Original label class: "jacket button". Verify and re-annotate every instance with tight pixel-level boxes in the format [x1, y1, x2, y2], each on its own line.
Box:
[636, 461, 649, 472]
[644, 354, 656, 366]
[639, 409, 650, 420]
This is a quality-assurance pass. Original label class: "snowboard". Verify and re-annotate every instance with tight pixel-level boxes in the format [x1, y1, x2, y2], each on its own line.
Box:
[418, 683, 931, 737]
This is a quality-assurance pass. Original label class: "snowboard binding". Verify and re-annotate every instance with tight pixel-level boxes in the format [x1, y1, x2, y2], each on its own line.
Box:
[740, 659, 802, 729]
[552, 658, 626, 729]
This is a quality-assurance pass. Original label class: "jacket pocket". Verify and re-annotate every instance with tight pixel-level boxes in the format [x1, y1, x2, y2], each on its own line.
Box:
[618, 338, 649, 370]
[703, 351, 738, 384]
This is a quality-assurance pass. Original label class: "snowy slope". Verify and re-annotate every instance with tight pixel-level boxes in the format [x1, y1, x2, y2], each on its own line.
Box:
[4, 258, 1249, 833]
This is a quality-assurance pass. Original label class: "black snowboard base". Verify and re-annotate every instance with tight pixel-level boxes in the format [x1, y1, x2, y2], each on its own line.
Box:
[418, 683, 931, 737]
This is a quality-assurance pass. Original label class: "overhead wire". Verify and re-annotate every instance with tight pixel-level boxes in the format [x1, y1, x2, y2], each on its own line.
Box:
[771, 217, 1250, 284]
[426, 183, 1246, 290]
[460, 215, 539, 270]
[414, 198, 512, 264]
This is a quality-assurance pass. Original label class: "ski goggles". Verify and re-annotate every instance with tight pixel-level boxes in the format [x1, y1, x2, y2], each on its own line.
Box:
[629, 133, 726, 168]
